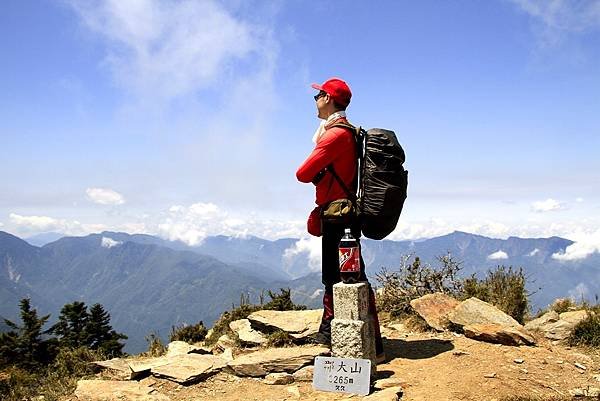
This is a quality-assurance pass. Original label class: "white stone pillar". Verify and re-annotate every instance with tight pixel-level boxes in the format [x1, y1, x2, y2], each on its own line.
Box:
[331, 282, 376, 376]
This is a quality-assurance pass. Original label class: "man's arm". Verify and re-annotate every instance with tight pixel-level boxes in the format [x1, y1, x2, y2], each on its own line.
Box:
[296, 129, 345, 183]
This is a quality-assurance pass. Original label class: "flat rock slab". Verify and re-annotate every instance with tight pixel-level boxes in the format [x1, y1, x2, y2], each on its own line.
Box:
[92, 358, 132, 379]
[226, 345, 329, 377]
[264, 372, 295, 385]
[447, 297, 522, 329]
[247, 309, 322, 339]
[151, 354, 227, 384]
[165, 341, 203, 357]
[128, 357, 172, 379]
[410, 293, 460, 331]
[464, 323, 535, 346]
[74, 380, 170, 401]
[230, 318, 267, 345]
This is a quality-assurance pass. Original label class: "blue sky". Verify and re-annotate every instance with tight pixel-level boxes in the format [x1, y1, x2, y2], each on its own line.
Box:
[1, 0, 599, 259]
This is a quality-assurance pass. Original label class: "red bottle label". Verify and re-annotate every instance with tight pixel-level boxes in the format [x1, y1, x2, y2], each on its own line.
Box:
[339, 247, 360, 273]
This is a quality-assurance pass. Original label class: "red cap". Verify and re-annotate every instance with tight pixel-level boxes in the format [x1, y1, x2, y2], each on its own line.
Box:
[311, 77, 352, 107]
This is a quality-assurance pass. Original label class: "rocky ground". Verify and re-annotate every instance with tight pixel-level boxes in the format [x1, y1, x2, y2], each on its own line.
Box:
[65, 295, 600, 401]
[67, 322, 599, 401]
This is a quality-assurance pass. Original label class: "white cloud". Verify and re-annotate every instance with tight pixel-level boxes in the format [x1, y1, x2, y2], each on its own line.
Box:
[86, 188, 125, 205]
[9, 213, 67, 232]
[67, 0, 274, 99]
[157, 202, 305, 245]
[8, 213, 120, 237]
[531, 198, 565, 212]
[510, 0, 600, 46]
[282, 237, 322, 273]
[576, 197, 584, 203]
[101, 237, 122, 248]
[552, 228, 600, 260]
[528, 248, 540, 256]
[488, 250, 509, 260]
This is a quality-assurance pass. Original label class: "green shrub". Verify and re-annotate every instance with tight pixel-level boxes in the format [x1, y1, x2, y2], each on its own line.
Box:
[567, 311, 600, 347]
[205, 288, 307, 346]
[144, 332, 166, 357]
[462, 265, 528, 324]
[265, 330, 294, 348]
[550, 298, 576, 314]
[376, 254, 463, 318]
[0, 347, 102, 401]
[169, 321, 208, 343]
[204, 303, 260, 346]
[263, 288, 307, 311]
[0, 366, 37, 401]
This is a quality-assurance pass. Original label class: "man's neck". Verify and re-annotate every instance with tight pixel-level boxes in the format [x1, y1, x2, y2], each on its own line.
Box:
[325, 110, 346, 122]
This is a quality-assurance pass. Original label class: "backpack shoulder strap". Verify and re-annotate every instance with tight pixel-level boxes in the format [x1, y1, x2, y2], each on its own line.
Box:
[329, 122, 358, 134]
[326, 164, 357, 202]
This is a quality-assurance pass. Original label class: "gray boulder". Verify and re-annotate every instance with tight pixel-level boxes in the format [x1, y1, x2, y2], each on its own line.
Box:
[524, 311, 560, 332]
[545, 310, 590, 340]
[410, 292, 460, 331]
[447, 297, 535, 345]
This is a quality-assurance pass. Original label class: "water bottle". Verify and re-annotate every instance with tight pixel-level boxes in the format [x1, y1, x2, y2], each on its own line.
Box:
[339, 228, 361, 283]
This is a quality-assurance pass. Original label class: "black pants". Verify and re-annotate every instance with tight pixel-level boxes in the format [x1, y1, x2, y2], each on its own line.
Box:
[319, 220, 383, 355]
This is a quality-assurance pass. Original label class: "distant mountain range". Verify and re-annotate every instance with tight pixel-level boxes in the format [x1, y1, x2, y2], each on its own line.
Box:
[2, 230, 599, 353]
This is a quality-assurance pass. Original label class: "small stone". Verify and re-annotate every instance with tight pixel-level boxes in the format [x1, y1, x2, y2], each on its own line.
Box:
[362, 386, 403, 400]
[373, 377, 404, 390]
[557, 360, 564, 364]
[574, 362, 586, 370]
[264, 373, 295, 385]
[593, 374, 600, 382]
[519, 368, 528, 374]
[292, 366, 313, 382]
[514, 359, 524, 364]
[221, 348, 234, 362]
[453, 350, 469, 356]
[484, 373, 497, 378]
[586, 388, 600, 397]
[287, 385, 301, 398]
[569, 388, 585, 397]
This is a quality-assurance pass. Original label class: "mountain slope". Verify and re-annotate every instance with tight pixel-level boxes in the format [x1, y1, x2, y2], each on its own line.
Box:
[1, 232, 273, 353]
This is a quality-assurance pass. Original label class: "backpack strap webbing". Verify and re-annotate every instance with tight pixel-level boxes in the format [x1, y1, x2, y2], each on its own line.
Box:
[326, 164, 357, 203]
[327, 122, 364, 202]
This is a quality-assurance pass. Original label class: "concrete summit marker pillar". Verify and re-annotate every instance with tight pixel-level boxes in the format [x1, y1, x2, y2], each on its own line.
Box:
[331, 282, 376, 376]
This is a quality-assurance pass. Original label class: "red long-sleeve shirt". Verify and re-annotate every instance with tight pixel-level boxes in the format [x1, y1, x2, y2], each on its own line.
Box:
[296, 117, 357, 206]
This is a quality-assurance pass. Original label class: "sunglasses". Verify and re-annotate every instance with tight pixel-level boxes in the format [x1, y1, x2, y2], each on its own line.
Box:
[314, 91, 327, 101]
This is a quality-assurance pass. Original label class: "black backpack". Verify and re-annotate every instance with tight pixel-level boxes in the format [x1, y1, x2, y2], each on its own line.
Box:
[329, 124, 408, 240]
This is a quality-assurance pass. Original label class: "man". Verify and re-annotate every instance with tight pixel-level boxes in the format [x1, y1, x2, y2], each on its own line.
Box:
[296, 77, 384, 362]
